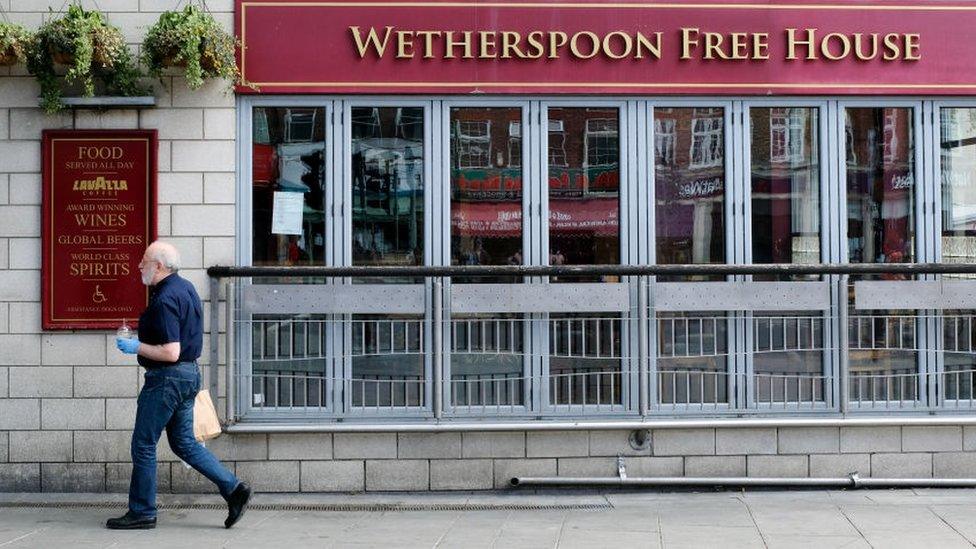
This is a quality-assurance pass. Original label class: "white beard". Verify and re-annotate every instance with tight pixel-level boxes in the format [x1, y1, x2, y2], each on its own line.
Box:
[141, 265, 156, 286]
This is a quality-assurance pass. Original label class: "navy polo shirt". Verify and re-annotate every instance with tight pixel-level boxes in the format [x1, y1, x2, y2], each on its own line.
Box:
[137, 273, 203, 368]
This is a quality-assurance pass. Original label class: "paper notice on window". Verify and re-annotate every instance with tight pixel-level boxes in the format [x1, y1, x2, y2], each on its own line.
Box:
[271, 191, 304, 235]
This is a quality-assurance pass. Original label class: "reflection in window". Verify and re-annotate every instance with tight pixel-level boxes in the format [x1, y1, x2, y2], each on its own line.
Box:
[655, 107, 728, 405]
[941, 108, 976, 253]
[450, 108, 523, 271]
[656, 107, 725, 267]
[508, 122, 522, 167]
[751, 107, 820, 266]
[769, 108, 808, 164]
[351, 107, 424, 267]
[548, 120, 568, 167]
[454, 120, 492, 169]
[751, 107, 824, 404]
[941, 108, 976, 400]
[655, 115, 676, 167]
[449, 107, 526, 409]
[547, 107, 622, 407]
[847, 108, 914, 265]
[585, 118, 619, 167]
[251, 107, 327, 266]
[548, 107, 620, 268]
[690, 108, 724, 169]
[846, 107, 917, 403]
[351, 106, 426, 409]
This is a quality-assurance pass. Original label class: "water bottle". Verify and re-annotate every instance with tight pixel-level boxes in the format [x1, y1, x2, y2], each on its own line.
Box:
[117, 318, 133, 340]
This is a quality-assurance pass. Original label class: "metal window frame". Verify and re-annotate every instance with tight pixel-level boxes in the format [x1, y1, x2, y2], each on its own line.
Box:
[440, 99, 534, 416]
[931, 99, 976, 406]
[235, 96, 338, 421]
[837, 98, 930, 409]
[540, 99, 634, 415]
[341, 98, 435, 418]
[740, 99, 833, 412]
[231, 94, 951, 424]
[649, 99, 736, 413]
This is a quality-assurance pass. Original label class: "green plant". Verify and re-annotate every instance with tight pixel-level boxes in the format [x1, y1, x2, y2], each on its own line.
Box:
[26, 5, 147, 113]
[142, 5, 245, 90]
[0, 22, 32, 66]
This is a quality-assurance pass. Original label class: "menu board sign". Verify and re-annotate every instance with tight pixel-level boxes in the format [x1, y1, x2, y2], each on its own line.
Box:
[42, 130, 158, 330]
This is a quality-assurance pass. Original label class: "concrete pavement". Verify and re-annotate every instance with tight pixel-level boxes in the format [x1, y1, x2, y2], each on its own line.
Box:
[2, 488, 976, 547]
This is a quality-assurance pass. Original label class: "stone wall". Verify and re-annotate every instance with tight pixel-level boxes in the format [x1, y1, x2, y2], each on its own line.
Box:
[2, 0, 976, 494]
[8, 426, 976, 492]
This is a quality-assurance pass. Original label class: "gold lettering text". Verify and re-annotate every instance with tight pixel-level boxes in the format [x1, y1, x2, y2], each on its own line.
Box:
[349, 26, 393, 58]
[395, 30, 415, 58]
[634, 31, 662, 59]
[444, 31, 473, 59]
[786, 28, 818, 60]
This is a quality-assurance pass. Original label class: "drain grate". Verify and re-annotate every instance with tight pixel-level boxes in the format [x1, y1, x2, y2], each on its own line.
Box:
[0, 501, 612, 512]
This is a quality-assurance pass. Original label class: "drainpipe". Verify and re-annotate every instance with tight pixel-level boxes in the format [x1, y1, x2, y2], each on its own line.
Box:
[511, 475, 976, 488]
[511, 457, 976, 488]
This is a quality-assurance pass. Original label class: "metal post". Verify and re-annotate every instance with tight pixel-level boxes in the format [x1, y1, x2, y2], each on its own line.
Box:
[225, 279, 236, 424]
[838, 274, 850, 415]
[209, 276, 220, 398]
[638, 275, 649, 417]
[433, 278, 443, 419]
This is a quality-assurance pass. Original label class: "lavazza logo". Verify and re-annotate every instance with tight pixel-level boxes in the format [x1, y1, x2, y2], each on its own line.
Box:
[72, 176, 129, 192]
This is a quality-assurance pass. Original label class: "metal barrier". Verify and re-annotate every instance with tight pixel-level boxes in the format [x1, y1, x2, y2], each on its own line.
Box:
[207, 263, 976, 424]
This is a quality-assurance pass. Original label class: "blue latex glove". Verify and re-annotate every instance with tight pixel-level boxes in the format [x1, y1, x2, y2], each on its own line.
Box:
[116, 337, 140, 355]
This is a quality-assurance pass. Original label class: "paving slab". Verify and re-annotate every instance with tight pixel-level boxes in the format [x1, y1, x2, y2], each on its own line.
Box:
[0, 489, 975, 547]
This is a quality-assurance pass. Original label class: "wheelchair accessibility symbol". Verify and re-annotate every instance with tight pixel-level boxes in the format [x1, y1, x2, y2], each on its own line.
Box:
[92, 285, 107, 304]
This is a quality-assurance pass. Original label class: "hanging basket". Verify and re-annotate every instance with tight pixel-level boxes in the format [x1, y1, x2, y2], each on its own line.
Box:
[156, 47, 221, 79]
[49, 46, 74, 65]
[160, 51, 186, 68]
[143, 5, 244, 89]
[49, 42, 114, 67]
[0, 21, 31, 66]
[0, 45, 17, 66]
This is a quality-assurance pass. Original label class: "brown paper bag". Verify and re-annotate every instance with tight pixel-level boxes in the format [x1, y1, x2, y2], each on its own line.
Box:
[193, 389, 222, 441]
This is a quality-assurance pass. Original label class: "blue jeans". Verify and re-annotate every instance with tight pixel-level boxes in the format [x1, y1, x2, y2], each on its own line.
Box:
[129, 362, 240, 519]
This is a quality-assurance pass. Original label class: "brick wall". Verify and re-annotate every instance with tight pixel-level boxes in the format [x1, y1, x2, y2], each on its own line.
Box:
[0, 0, 235, 492]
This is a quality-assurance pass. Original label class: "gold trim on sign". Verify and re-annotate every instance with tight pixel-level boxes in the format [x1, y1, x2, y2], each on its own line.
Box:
[248, 82, 976, 89]
[241, 1, 976, 11]
[239, 1, 976, 88]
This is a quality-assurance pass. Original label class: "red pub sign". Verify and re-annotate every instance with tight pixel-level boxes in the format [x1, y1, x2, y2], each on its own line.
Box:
[237, 0, 976, 95]
[42, 130, 158, 330]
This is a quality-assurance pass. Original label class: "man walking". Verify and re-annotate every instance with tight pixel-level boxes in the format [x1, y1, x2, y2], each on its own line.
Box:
[107, 241, 252, 530]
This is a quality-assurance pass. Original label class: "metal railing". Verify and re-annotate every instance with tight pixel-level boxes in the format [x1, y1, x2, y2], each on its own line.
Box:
[208, 263, 976, 424]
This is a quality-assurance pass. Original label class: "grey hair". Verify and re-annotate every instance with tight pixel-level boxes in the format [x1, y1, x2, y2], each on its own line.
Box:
[148, 241, 181, 272]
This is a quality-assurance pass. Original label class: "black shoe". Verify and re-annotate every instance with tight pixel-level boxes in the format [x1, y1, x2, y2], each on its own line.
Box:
[225, 482, 253, 529]
[106, 511, 156, 530]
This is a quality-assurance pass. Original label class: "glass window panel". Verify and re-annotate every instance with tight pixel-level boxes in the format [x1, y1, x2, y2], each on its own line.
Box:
[750, 107, 824, 404]
[249, 315, 329, 410]
[655, 107, 725, 268]
[351, 106, 424, 268]
[450, 107, 524, 273]
[547, 107, 620, 271]
[249, 107, 329, 409]
[449, 107, 526, 409]
[547, 107, 622, 406]
[350, 106, 425, 409]
[251, 107, 327, 266]
[940, 108, 976, 399]
[654, 107, 728, 405]
[846, 107, 918, 403]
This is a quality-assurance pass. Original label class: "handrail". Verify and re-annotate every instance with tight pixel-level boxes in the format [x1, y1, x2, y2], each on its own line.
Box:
[208, 262, 976, 278]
